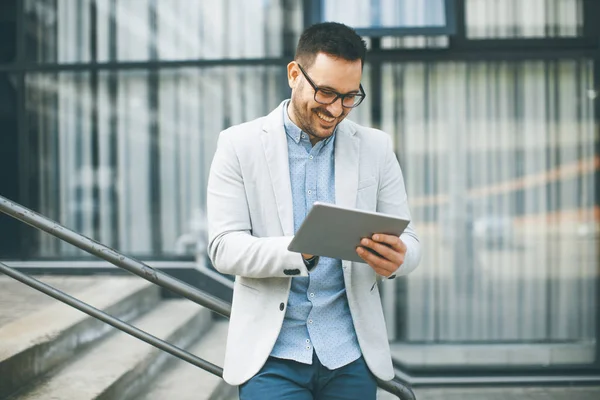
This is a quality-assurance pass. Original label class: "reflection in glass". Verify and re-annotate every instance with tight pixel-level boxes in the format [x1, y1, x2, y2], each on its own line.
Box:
[381, 60, 597, 368]
[24, 0, 300, 63]
[466, 0, 584, 38]
[26, 66, 287, 257]
[324, 0, 446, 29]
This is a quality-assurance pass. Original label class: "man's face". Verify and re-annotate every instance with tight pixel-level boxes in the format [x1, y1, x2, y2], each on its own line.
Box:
[287, 53, 363, 143]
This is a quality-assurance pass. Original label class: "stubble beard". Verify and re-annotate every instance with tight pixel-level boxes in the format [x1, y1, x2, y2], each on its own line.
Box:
[290, 97, 340, 143]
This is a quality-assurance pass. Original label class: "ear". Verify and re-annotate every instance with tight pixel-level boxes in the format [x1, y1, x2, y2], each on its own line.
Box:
[287, 61, 300, 89]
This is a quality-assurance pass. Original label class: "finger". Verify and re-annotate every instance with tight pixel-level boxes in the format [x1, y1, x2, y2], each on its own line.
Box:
[360, 238, 404, 266]
[356, 247, 397, 274]
[357, 247, 397, 278]
[372, 234, 406, 251]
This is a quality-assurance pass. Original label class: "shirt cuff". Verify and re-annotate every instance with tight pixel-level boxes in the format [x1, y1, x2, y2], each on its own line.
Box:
[302, 255, 320, 271]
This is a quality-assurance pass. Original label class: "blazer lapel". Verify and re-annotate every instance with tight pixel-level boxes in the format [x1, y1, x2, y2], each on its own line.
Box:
[260, 102, 295, 237]
[334, 121, 360, 279]
[335, 121, 359, 209]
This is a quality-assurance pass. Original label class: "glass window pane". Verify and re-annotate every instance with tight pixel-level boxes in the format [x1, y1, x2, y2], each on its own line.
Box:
[0, 1, 17, 63]
[466, 0, 584, 38]
[381, 59, 597, 368]
[381, 36, 449, 49]
[324, 0, 447, 29]
[25, 66, 287, 257]
[24, 0, 301, 63]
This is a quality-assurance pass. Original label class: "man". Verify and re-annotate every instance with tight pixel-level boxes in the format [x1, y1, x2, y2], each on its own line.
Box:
[207, 22, 421, 400]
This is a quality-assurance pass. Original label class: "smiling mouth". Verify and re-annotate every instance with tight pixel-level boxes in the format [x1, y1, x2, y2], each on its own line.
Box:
[316, 111, 335, 124]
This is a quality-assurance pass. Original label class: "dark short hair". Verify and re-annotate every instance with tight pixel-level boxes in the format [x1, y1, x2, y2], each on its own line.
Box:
[295, 22, 367, 68]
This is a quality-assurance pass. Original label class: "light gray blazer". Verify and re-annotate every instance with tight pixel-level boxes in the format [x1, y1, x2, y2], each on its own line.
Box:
[207, 101, 421, 386]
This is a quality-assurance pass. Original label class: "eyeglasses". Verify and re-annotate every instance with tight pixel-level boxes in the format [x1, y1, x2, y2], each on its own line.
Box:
[297, 63, 366, 108]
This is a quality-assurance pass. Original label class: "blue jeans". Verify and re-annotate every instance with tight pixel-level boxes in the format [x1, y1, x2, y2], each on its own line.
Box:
[238, 353, 377, 400]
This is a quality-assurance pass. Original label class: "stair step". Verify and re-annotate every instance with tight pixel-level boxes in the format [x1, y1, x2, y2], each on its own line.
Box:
[11, 299, 212, 400]
[138, 320, 235, 400]
[0, 276, 160, 399]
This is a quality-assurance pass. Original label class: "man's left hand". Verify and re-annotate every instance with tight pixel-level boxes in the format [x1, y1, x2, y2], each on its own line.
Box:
[356, 234, 406, 277]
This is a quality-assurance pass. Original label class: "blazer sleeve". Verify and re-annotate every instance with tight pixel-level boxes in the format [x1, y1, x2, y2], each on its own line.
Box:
[377, 134, 422, 277]
[206, 132, 309, 278]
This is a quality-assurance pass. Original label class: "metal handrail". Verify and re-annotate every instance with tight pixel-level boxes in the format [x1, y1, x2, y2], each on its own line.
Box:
[0, 196, 231, 318]
[0, 261, 223, 376]
[0, 194, 416, 400]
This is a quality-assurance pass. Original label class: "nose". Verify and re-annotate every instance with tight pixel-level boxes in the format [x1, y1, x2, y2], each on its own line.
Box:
[325, 97, 344, 118]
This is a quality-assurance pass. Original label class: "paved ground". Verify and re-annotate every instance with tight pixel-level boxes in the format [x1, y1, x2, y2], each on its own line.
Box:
[0, 275, 98, 327]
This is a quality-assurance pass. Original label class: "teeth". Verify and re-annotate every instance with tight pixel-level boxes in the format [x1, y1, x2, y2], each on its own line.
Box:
[317, 112, 334, 123]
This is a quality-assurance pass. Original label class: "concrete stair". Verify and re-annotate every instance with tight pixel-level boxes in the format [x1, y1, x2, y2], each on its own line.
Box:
[136, 320, 236, 400]
[4, 275, 597, 400]
[0, 275, 231, 400]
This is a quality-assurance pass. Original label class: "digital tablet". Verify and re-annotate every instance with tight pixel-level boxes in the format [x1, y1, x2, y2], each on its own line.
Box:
[287, 202, 410, 263]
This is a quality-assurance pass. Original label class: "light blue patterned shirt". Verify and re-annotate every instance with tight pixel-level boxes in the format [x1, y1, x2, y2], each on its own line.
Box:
[270, 101, 361, 368]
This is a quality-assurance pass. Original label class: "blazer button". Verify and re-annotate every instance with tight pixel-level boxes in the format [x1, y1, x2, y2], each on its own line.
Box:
[279, 303, 285, 311]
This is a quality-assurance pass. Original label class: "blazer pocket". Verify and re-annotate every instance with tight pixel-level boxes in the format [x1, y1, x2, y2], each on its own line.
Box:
[356, 178, 377, 210]
[236, 282, 260, 295]
[357, 177, 377, 191]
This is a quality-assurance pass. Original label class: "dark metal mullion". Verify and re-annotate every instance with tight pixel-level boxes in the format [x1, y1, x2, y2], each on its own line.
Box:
[355, 26, 456, 37]
[302, 0, 322, 30]
[74, 4, 85, 235]
[448, 0, 467, 47]
[444, 0, 458, 36]
[2, 41, 599, 74]
[370, 38, 382, 130]
[447, 37, 599, 51]
[50, 0, 60, 256]
[0, 58, 291, 73]
[15, 0, 29, 259]
[551, 0, 558, 37]
[280, 0, 295, 101]
[108, 0, 119, 249]
[221, 0, 231, 131]
[148, 0, 162, 255]
[366, 45, 598, 63]
[0, 261, 223, 377]
[90, 0, 101, 242]
[282, 0, 296, 58]
[543, 0, 550, 37]
[582, 0, 600, 38]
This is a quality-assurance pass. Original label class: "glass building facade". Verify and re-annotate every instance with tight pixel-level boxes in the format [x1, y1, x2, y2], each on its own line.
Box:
[0, 0, 598, 379]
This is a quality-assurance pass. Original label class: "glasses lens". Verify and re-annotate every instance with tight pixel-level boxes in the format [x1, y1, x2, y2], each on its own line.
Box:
[342, 94, 364, 108]
[315, 90, 337, 105]
[314, 89, 365, 108]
